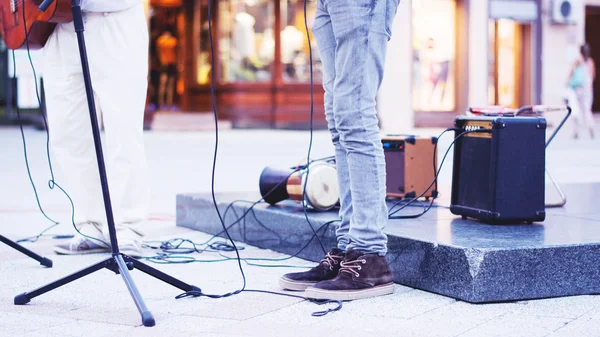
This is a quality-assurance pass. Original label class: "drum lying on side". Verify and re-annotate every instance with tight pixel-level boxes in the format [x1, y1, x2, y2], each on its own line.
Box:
[287, 162, 340, 211]
[259, 167, 294, 205]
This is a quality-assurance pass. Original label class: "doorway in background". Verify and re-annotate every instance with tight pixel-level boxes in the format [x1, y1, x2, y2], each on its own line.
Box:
[488, 19, 533, 108]
[585, 6, 600, 113]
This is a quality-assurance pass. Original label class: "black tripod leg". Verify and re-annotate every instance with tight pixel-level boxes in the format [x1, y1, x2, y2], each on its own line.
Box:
[0, 235, 53, 267]
[14, 258, 113, 305]
[114, 255, 155, 327]
[123, 256, 201, 293]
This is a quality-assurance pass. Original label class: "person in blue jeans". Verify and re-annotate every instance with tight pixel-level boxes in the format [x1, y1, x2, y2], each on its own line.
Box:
[279, 0, 399, 301]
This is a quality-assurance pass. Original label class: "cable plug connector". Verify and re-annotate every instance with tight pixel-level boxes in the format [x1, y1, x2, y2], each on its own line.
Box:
[309, 299, 343, 317]
[175, 290, 203, 299]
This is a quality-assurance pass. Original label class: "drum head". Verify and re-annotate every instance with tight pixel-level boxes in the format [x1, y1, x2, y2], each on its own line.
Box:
[304, 163, 340, 211]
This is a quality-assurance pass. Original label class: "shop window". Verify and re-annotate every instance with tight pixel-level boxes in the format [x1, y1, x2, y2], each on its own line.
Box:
[411, 0, 456, 112]
[194, 1, 212, 84]
[280, 0, 322, 83]
[219, 0, 275, 82]
[149, 5, 183, 110]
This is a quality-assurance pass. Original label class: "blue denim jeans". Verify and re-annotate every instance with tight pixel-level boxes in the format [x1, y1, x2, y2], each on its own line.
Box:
[312, 0, 399, 256]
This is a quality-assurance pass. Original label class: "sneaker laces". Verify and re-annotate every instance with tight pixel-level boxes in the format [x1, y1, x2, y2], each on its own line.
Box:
[320, 252, 344, 270]
[339, 258, 367, 277]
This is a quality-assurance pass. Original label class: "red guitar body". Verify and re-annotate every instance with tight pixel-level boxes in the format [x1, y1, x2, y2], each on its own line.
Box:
[0, 0, 72, 50]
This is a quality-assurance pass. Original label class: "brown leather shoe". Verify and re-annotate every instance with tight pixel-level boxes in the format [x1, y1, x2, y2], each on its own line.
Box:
[304, 249, 394, 300]
[279, 248, 345, 291]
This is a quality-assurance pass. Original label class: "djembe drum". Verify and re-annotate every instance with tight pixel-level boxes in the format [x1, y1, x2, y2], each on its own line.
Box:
[259, 161, 340, 211]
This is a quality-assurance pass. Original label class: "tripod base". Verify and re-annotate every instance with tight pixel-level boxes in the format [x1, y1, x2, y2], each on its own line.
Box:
[0, 234, 53, 267]
[14, 253, 200, 327]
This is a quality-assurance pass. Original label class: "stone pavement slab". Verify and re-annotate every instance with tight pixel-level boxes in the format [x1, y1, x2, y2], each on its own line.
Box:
[547, 309, 600, 337]
[0, 311, 76, 336]
[457, 314, 571, 337]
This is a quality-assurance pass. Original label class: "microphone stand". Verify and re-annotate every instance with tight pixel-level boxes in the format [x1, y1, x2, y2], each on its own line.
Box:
[14, 0, 200, 327]
[0, 235, 53, 267]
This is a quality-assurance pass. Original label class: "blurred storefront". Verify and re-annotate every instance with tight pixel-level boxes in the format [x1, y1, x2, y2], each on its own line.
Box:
[381, 0, 598, 131]
[379, 0, 542, 130]
[408, 0, 470, 127]
[145, 0, 324, 129]
[143, 0, 596, 131]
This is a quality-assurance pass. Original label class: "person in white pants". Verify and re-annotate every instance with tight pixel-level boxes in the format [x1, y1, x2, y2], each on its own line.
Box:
[45, 0, 149, 257]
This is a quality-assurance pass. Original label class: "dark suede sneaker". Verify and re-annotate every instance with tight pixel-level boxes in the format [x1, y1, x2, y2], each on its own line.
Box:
[279, 248, 345, 291]
[304, 248, 395, 301]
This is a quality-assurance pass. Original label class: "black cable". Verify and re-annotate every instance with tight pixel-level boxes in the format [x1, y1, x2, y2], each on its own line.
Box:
[220, 219, 338, 268]
[200, 0, 247, 300]
[172, 216, 342, 314]
[141, 169, 301, 264]
[140, 188, 339, 266]
[193, 170, 299, 248]
[142, 216, 338, 268]
[386, 198, 428, 216]
[174, 287, 341, 317]
[9, 0, 59, 237]
[11, 51, 61, 239]
[151, 144, 328, 266]
[388, 191, 437, 220]
[172, 0, 342, 316]
[15, 1, 107, 246]
[141, 197, 273, 262]
[299, 0, 327, 256]
[241, 290, 342, 317]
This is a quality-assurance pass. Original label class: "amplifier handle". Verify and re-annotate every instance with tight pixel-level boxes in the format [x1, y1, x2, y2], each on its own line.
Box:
[546, 106, 572, 148]
[515, 105, 572, 148]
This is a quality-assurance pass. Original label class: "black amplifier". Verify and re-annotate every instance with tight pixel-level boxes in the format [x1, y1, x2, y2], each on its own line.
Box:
[450, 115, 547, 224]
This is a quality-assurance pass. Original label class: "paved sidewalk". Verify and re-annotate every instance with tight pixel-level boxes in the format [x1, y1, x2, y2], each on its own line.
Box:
[1, 124, 599, 337]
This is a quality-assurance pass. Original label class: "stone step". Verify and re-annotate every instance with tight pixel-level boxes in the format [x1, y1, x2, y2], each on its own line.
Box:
[176, 183, 600, 303]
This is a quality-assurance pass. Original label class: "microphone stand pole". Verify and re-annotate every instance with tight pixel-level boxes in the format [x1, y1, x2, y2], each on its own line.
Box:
[14, 0, 200, 327]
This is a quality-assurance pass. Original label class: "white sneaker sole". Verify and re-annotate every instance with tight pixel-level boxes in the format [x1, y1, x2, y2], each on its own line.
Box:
[304, 283, 395, 301]
[279, 277, 318, 291]
[53, 246, 110, 255]
[53, 245, 141, 258]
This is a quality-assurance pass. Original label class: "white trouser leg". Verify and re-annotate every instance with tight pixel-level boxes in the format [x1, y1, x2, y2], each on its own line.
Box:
[43, 3, 150, 244]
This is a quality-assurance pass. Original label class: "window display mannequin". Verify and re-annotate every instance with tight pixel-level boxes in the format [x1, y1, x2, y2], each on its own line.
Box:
[156, 28, 178, 111]
[258, 28, 275, 63]
[229, 5, 259, 80]
[281, 25, 303, 64]
[280, 25, 304, 80]
[234, 9, 257, 60]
